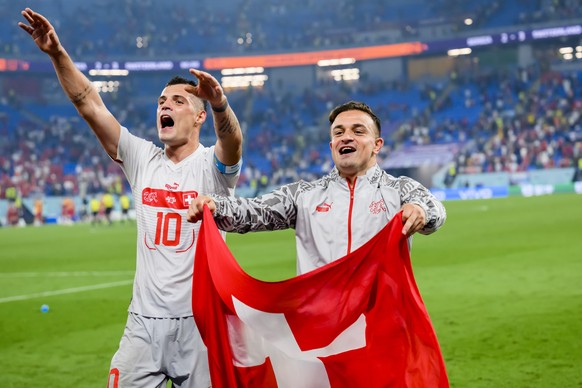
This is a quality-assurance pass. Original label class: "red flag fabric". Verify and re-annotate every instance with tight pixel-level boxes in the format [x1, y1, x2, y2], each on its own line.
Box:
[192, 206, 449, 388]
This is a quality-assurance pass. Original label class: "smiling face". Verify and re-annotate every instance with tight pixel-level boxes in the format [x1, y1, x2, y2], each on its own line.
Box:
[329, 109, 383, 182]
[157, 83, 206, 150]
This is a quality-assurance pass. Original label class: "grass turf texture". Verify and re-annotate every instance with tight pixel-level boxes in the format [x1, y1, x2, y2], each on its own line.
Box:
[0, 193, 581, 387]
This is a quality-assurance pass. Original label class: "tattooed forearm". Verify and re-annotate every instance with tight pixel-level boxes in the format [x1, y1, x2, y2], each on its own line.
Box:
[69, 84, 94, 104]
[215, 109, 240, 136]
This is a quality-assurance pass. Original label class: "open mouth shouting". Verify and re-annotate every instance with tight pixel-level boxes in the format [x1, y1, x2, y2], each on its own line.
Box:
[339, 145, 356, 155]
[160, 114, 175, 130]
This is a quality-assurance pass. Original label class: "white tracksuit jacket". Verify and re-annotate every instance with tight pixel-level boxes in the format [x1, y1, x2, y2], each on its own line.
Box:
[212, 164, 446, 274]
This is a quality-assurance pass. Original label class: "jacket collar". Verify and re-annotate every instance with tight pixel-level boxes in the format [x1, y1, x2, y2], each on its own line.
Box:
[324, 164, 383, 188]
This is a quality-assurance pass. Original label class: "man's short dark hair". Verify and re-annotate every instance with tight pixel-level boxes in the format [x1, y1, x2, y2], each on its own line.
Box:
[328, 101, 381, 137]
[165, 76, 208, 112]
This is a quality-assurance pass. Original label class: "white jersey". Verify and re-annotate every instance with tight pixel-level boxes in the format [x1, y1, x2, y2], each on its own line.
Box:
[117, 126, 238, 317]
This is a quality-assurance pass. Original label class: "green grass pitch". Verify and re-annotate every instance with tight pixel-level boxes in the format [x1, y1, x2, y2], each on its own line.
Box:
[0, 193, 581, 387]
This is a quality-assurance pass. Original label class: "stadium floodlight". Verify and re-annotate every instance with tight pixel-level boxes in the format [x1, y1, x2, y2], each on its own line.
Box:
[221, 74, 268, 88]
[92, 80, 121, 93]
[447, 48, 472, 57]
[88, 69, 129, 76]
[221, 67, 264, 76]
[317, 58, 356, 67]
[330, 68, 359, 81]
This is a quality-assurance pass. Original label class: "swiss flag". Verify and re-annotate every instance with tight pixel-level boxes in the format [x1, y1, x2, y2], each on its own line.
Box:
[192, 207, 449, 387]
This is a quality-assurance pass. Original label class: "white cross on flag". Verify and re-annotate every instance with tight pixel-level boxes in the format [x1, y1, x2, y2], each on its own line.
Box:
[192, 207, 449, 387]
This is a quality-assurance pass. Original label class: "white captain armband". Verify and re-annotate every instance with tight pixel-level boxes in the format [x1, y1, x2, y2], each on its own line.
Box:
[214, 154, 242, 175]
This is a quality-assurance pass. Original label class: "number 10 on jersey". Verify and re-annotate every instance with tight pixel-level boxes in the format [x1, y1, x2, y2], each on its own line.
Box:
[154, 212, 182, 246]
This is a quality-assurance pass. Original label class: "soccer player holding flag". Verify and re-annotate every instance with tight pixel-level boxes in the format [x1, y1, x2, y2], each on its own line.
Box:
[19, 8, 243, 387]
[188, 101, 448, 386]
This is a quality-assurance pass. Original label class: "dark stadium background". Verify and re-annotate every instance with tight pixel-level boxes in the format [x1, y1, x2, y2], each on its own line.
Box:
[0, 1, 581, 387]
[0, 0, 580, 224]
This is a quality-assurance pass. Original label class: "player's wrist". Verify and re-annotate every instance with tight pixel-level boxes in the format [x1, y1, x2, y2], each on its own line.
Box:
[211, 98, 228, 113]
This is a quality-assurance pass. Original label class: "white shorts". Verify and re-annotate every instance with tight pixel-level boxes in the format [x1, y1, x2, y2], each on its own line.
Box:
[107, 312, 210, 388]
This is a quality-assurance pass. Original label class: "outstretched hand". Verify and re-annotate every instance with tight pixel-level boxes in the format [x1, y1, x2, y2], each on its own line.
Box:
[18, 8, 62, 56]
[186, 69, 227, 109]
[186, 195, 217, 223]
[400, 203, 427, 236]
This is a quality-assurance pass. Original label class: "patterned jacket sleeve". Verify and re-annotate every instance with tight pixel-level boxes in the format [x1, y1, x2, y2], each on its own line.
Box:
[210, 181, 305, 233]
[397, 176, 447, 235]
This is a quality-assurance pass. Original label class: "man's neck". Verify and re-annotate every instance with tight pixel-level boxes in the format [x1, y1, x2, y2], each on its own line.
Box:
[344, 175, 357, 185]
[165, 142, 199, 164]
[338, 164, 377, 184]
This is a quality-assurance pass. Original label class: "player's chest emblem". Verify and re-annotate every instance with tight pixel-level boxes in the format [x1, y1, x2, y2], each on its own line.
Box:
[369, 199, 386, 215]
[142, 188, 198, 209]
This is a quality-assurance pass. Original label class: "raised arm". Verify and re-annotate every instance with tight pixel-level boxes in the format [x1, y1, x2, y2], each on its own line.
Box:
[18, 8, 121, 159]
[186, 69, 243, 167]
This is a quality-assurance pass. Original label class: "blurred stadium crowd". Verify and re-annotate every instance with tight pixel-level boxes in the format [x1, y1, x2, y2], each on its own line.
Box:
[0, 0, 581, 224]
[1, 0, 579, 57]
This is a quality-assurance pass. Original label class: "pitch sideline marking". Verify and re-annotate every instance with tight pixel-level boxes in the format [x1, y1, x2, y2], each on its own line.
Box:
[0, 280, 133, 304]
[0, 271, 134, 278]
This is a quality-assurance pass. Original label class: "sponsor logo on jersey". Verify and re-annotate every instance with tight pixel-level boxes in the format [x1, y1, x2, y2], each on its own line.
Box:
[165, 182, 180, 191]
[369, 199, 386, 215]
[142, 188, 198, 209]
[315, 202, 333, 213]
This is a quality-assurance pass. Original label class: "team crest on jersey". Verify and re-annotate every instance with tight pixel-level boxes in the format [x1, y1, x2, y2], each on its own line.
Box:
[315, 202, 333, 213]
[182, 191, 198, 206]
[143, 191, 158, 204]
[142, 188, 198, 209]
[369, 199, 386, 215]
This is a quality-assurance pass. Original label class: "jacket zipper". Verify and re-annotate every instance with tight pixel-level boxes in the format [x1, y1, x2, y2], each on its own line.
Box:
[346, 177, 356, 255]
